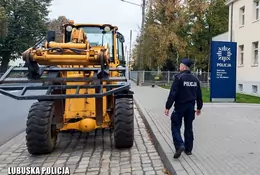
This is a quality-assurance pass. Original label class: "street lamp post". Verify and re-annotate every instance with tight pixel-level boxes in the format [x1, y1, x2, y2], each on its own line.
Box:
[129, 30, 132, 65]
[121, 0, 145, 86]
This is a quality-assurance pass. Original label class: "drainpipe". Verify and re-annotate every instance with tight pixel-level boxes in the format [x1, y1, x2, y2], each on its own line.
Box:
[230, 2, 234, 42]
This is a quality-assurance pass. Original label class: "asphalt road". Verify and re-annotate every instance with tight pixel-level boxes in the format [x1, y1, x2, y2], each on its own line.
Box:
[0, 92, 35, 146]
[0, 84, 45, 146]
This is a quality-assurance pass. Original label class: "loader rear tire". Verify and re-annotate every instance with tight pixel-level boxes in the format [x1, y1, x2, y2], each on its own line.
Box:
[114, 97, 134, 148]
[26, 101, 57, 155]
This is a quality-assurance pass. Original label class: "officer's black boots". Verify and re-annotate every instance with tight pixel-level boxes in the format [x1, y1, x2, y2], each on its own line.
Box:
[173, 146, 185, 159]
[184, 151, 192, 155]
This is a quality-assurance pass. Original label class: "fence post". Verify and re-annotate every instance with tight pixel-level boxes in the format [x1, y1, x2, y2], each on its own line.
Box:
[167, 71, 170, 84]
[142, 71, 145, 85]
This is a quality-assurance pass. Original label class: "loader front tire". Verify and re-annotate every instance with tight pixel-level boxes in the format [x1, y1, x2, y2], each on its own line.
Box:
[26, 101, 57, 155]
[114, 97, 134, 148]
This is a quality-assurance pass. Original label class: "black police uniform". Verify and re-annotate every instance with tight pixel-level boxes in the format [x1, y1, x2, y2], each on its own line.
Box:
[165, 58, 203, 159]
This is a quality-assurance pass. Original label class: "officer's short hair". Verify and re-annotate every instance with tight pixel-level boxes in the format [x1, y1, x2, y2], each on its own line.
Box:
[180, 63, 190, 70]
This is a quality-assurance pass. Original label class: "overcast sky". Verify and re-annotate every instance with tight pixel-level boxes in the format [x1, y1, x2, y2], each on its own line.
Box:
[11, 0, 143, 65]
[48, 0, 143, 54]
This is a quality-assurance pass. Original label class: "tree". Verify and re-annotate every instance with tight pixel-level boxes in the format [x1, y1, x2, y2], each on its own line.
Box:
[132, 0, 229, 72]
[0, 0, 52, 72]
[186, 0, 229, 71]
[131, 34, 141, 71]
[134, 0, 188, 70]
[140, 3, 158, 70]
[47, 16, 70, 42]
[0, 6, 7, 39]
[184, 0, 210, 70]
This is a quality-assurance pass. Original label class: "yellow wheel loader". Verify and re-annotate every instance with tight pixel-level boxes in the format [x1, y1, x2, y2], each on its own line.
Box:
[0, 21, 134, 155]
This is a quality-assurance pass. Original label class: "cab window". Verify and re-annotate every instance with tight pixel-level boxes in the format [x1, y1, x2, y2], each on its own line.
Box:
[117, 33, 125, 65]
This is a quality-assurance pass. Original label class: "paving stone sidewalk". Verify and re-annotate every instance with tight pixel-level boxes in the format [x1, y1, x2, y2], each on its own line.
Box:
[132, 82, 260, 175]
[0, 106, 167, 175]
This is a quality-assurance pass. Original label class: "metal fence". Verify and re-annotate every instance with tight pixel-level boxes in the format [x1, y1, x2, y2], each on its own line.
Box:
[130, 71, 210, 87]
[0, 70, 210, 87]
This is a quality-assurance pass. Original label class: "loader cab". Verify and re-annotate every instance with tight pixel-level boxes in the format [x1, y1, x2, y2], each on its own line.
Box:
[62, 24, 115, 61]
[62, 23, 127, 66]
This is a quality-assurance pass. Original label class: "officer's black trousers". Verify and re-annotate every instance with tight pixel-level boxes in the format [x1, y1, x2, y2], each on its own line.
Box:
[170, 102, 195, 152]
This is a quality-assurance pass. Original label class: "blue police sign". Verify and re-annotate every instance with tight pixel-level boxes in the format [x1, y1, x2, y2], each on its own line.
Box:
[210, 41, 237, 102]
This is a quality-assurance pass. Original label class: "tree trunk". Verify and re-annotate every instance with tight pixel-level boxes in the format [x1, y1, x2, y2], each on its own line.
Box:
[0, 52, 10, 73]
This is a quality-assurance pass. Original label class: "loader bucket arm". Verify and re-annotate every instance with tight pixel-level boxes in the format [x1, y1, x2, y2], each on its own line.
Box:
[0, 66, 131, 100]
[0, 24, 133, 100]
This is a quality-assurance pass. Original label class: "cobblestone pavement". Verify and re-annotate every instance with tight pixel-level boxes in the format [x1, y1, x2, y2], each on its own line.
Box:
[0, 106, 167, 175]
[132, 82, 260, 175]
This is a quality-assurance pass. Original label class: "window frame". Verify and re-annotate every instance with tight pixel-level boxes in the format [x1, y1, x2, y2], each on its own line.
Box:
[254, 0, 260, 20]
[116, 32, 125, 66]
[252, 85, 258, 94]
[238, 84, 243, 92]
[239, 6, 245, 26]
[252, 41, 259, 65]
[239, 45, 244, 66]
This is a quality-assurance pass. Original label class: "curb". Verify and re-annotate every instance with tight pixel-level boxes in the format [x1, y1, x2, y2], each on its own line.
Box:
[134, 97, 177, 175]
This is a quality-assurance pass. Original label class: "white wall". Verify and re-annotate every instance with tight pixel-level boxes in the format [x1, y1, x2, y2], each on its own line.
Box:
[212, 32, 229, 41]
[227, 0, 260, 96]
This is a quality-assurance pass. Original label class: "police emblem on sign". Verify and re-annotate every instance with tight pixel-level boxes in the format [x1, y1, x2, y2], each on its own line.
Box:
[216, 45, 232, 68]
[216, 45, 232, 62]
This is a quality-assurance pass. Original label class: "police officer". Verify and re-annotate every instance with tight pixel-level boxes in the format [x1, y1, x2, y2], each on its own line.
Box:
[164, 58, 203, 159]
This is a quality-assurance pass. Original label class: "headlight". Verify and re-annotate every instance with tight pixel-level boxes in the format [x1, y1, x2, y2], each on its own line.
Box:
[104, 26, 111, 32]
[66, 25, 73, 32]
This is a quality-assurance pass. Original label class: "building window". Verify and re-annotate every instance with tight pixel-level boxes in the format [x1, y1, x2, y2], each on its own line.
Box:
[252, 85, 258, 93]
[238, 84, 243, 92]
[239, 45, 244, 65]
[254, 0, 260, 20]
[253, 41, 259, 65]
[239, 6, 245, 26]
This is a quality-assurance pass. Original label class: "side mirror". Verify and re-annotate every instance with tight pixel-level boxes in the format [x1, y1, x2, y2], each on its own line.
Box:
[46, 30, 56, 42]
[121, 35, 125, 43]
[116, 32, 125, 43]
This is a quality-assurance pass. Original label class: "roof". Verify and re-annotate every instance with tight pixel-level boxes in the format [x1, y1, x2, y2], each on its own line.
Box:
[225, 0, 239, 5]
[62, 21, 119, 30]
[74, 24, 118, 29]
